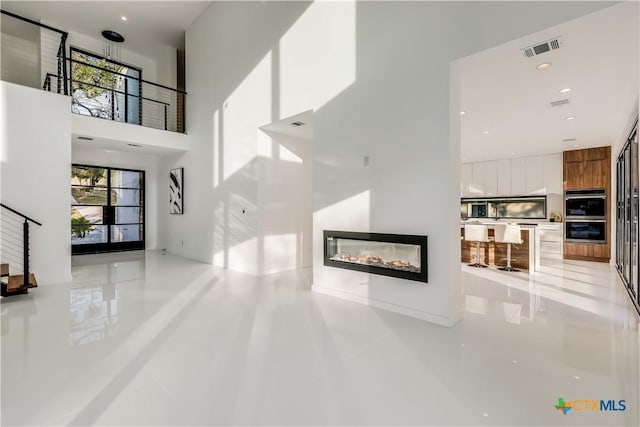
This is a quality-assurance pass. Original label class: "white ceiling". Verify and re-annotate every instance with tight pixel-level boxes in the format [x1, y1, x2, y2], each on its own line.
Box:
[260, 110, 314, 140]
[1, 1, 211, 54]
[72, 134, 186, 155]
[459, 2, 639, 163]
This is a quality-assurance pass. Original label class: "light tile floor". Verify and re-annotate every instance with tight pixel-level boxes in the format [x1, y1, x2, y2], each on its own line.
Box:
[1, 251, 638, 425]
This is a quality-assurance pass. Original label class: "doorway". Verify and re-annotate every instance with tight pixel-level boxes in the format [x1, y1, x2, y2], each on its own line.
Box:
[71, 164, 145, 254]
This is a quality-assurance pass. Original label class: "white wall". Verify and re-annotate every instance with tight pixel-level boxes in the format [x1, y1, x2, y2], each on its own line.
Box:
[0, 81, 72, 284]
[71, 145, 162, 250]
[179, 1, 616, 325]
[0, 14, 41, 89]
[257, 130, 313, 274]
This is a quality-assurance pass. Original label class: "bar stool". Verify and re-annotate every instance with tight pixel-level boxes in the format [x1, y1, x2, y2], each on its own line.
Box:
[464, 224, 489, 268]
[495, 223, 522, 272]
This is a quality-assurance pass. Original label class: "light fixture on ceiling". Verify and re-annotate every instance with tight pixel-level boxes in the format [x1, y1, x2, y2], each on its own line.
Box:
[536, 62, 552, 70]
[560, 87, 571, 93]
[460, 111, 467, 115]
[102, 30, 125, 60]
[482, 131, 489, 134]
[573, 144, 580, 147]
[121, 16, 127, 21]
[566, 116, 576, 121]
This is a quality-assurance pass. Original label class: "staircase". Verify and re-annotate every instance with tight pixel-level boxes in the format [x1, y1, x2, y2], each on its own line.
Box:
[1, 203, 41, 297]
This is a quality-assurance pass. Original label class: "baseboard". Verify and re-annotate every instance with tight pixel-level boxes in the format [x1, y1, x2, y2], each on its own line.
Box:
[564, 255, 610, 263]
[311, 284, 457, 327]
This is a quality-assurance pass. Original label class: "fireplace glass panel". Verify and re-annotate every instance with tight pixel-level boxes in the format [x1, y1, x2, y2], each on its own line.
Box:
[327, 238, 421, 272]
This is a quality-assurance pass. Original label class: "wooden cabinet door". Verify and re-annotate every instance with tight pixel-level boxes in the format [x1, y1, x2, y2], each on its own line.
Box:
[564, 161, 585, 190]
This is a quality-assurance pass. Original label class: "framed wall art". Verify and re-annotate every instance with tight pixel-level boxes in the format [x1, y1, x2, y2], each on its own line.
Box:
[169, 167, 184, 214]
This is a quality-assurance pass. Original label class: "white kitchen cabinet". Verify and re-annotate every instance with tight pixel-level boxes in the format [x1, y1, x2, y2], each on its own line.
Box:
[537, 223, 563, 258]
[497, 159, 511, 196]
[542, 153, 563, 194]
[471, 162, 485, 196]
[461, 163, 472, 197]
[511, 157, 526, 195]
[483, 161, 498, 196]
[525, 156, 544, 194]
[461, 153, 563, 198]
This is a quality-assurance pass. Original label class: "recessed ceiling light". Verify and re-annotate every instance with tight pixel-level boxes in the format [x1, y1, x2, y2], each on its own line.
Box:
[566, 116, 576, 121]
[560, 87, 571, 93]
[536, 62, 552, 70]
[511, 152, 515, 156]
[121, 16, 127, 21]
[106, 150, 113, 153]
[460, 111, 467, 115]
[573, 144, 580, 147]
[482, 131, 489, 134]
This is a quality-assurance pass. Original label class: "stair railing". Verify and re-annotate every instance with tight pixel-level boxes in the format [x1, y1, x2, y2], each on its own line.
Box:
[0, 203, 42, 290]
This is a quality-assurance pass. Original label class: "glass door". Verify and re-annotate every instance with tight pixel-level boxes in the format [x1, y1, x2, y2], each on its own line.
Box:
[632, 127, 639, 300]
[71, 165, 144, 254]
[615, 119, 640, 311]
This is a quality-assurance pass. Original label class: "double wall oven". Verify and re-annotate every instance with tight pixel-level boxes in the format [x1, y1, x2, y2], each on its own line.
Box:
[564, 189, 607, 244]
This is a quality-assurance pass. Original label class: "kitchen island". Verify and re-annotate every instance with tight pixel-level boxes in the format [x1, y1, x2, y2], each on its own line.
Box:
[461, 222, 537, 274]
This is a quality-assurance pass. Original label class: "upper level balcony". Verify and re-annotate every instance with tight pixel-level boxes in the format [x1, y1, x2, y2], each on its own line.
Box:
[1, 9, 186, 134]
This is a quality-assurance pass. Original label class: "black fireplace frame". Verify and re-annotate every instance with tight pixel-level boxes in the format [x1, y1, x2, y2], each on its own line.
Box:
[323, 230, 428, 283]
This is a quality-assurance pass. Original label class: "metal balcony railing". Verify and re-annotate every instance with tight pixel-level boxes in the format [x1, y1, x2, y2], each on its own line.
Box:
[1, 9, 186, 133]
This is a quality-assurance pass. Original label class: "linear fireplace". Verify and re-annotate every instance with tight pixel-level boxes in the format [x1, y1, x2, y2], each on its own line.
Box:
[323, 230, 428, 283]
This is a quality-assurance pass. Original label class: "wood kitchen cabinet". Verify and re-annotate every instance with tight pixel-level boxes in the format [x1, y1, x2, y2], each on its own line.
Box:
[563, 146, 610, 190]
[563, 146, 611, 262]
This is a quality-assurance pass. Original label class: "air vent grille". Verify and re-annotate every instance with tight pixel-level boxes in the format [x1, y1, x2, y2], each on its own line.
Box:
[291, 121, 305, 127]
[77, 136, 93, 141]
[550, 99, 570, 107]
[522, 36, 562, 58]
[562, 138, 576, 142]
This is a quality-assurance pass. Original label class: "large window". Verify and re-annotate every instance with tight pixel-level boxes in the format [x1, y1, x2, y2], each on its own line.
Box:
[70, 47, 141, 125]
[615, 119, 639, 311]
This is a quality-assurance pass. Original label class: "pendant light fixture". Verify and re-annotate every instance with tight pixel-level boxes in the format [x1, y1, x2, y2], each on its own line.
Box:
[101, 30, 125, 60]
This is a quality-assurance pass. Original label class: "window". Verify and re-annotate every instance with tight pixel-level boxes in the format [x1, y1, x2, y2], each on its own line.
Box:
[69, 47, 141, 124]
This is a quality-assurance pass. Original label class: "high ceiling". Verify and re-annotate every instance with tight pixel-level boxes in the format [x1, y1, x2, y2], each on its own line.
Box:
[459, 2, 638, 163]
[1, 1, 212, 54]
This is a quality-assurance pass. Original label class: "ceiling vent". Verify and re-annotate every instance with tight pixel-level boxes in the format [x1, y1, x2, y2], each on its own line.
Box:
[127, 143, 141, 147]
[77, 136, 93, 141]
[291, 121, 305, 127]
[550, 98, 570, 108]
[522, 36, 562, 58]
[562, 138, 577, 142]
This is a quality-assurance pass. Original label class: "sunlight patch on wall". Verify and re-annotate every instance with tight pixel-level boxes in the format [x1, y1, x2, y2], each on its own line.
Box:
[257, 130, 273, 159]
[262, 233, 298, 274]
[279, 1, 355, 119]
[214, 236, 258, 275]
[222, 51, 272, 181]
[315, 190, 371, 232]
[279, 144, 302, 164]
[212, 109, 220, 188]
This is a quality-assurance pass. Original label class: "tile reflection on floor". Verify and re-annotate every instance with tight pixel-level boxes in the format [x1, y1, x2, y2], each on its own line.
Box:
[1, 251, 638, 425]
